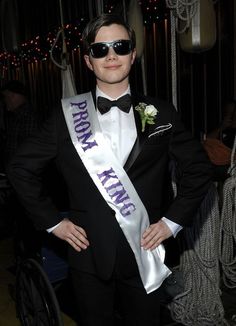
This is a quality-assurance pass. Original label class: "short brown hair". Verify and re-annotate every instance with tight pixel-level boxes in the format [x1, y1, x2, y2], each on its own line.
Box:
[82, 14, 136, 54]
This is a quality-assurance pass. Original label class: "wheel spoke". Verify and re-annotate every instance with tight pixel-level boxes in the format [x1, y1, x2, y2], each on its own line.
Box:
[15, 258, 64, 326]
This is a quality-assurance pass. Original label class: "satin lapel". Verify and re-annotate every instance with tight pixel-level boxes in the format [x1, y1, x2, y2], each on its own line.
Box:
[123, 99, 149, 171]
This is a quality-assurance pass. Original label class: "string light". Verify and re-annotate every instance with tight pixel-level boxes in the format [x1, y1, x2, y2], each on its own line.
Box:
[0, 1, 167, 71]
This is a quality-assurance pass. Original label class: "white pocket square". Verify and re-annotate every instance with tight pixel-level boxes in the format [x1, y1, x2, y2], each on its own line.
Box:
[148, 123, 172, 138]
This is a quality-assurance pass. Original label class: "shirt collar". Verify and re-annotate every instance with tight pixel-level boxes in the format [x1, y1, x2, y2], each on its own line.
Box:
[96, 86, 131, 101]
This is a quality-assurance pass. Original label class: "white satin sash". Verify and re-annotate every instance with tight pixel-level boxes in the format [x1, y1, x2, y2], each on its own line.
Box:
[61, 92, 171, 293]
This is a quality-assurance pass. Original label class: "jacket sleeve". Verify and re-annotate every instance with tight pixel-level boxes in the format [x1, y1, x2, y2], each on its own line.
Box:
[6, 111, 63, 230]
[165, 107, 213, 227]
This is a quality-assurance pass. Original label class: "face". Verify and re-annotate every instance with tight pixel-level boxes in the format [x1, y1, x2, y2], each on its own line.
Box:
[2, 90, 25, 111]
[2, 90, 16, 111]
[84, 24, 136, 93]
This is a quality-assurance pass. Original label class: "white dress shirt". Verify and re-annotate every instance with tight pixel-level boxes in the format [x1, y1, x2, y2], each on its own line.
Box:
[96, 86, 136, 166]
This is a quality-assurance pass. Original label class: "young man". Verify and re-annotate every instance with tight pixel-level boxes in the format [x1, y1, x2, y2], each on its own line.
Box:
[1, 80, 38, 165]
[7, 14, 212, 326]
[0, 81, 38, 240]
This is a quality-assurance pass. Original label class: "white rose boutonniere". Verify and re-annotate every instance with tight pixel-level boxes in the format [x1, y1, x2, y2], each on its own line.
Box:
[135, 102, 158, 132]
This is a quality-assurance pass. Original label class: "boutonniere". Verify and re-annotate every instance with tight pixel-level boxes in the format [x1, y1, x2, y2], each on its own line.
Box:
[135, 102, 158, 132]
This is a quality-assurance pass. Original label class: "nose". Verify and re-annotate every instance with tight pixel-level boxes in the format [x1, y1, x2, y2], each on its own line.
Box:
[106, 46, 117, 59]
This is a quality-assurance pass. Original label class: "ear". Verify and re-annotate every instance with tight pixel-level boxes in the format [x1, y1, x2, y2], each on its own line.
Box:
[84, 55, 94, 71]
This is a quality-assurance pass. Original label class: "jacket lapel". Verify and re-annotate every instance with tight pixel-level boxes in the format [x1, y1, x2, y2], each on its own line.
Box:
[123, 97, 149, 171]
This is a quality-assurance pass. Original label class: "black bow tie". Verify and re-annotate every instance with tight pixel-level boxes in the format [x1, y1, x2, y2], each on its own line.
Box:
[97, 94, 132, 115]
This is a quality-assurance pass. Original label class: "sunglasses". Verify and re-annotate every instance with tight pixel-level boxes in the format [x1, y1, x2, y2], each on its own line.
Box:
[88, 39, 133, 58]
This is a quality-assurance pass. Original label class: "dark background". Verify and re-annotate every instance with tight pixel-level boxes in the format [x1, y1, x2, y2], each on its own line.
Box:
[0, 0, 235, 138]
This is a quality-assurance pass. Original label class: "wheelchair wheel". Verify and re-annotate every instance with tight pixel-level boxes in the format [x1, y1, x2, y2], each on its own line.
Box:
[16, 258, 64, 326]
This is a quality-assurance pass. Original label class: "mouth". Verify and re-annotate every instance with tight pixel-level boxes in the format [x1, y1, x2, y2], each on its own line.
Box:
[104, 65, 121, 70]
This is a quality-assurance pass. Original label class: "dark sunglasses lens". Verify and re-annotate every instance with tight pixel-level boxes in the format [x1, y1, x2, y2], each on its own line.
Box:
[90, 43, 109, 58]
[113, 40, 132, 55]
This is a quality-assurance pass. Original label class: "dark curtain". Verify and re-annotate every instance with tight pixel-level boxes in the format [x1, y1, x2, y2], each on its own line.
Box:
[0, 0, 235, 136]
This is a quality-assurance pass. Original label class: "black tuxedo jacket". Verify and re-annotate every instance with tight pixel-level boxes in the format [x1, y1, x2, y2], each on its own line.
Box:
[7, 93, 212, 279]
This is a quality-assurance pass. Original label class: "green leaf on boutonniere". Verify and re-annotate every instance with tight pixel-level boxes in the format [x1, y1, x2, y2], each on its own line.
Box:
[135, 102, 158, 132]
